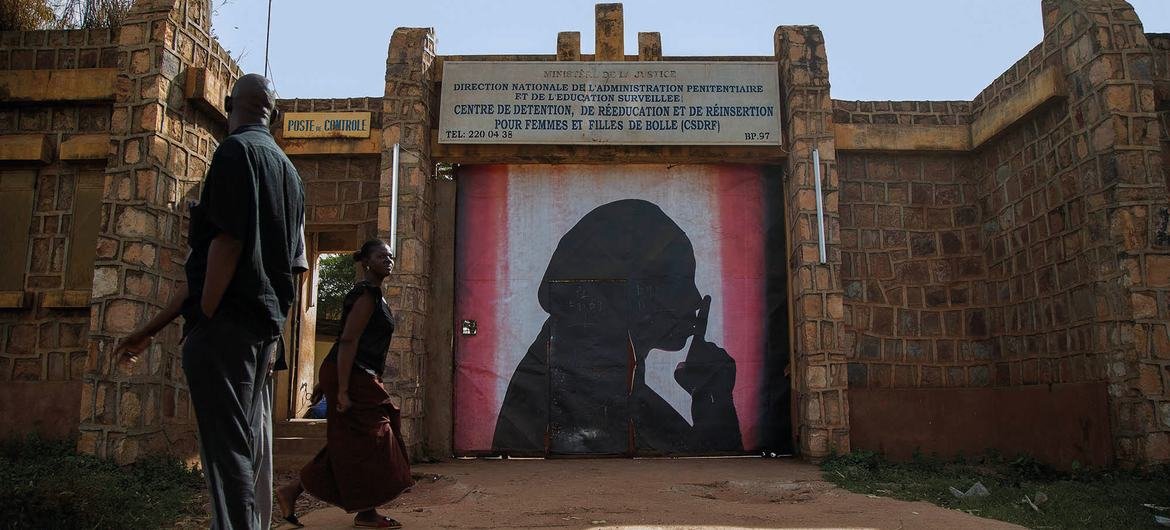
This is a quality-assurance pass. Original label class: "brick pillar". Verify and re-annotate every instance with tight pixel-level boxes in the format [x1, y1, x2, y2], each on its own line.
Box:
[595, 4, 624, 61]
[380, 28, 437, 458]
[1040, 0, 1170, 467]
[80, 0, 239, 463]
[775, 26, 850, 458]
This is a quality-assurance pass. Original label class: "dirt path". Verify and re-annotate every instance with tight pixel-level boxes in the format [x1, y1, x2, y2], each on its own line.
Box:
[281, 458, 1022, 529]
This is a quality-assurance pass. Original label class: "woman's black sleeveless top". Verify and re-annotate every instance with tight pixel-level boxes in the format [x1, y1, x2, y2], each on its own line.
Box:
[325, 281, 395, 377]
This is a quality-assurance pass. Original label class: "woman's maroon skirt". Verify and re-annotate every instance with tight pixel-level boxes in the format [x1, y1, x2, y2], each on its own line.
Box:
[300, 360, 413, 512]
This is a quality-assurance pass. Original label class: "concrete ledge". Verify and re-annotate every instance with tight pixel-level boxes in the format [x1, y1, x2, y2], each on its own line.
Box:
[0, 68, 117, 102]
[833, 68, 1066, 153]
[58, 134, 109, 160]
[835, 123, 971, 152]
[850, 382, 1111, 469]
[0, 291, 28, 309]
[42, 290, 91, 309]
[0, 134, 51, 162]
[277, 134, 382, 156]
[184, 67, 228, 123]
[315, 230, 359, 253]
[970, 67, 1066, 148]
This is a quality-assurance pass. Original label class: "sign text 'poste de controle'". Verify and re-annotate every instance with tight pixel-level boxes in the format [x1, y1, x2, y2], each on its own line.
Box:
[438, 62, 782, 146]
[282, 112, 372, 139]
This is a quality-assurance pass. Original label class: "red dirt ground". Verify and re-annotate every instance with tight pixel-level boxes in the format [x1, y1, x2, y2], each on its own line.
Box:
[280, 458, 1022, 529]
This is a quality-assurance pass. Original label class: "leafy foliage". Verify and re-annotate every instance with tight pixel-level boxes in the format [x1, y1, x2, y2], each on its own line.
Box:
[823, 451, 1170, 529]
[317, 253, 356, 322]
[0, 436, 205, 529]
[0, 1, 133, 30]
[0, 0, 55, 30]
[59, 0, 133, 29]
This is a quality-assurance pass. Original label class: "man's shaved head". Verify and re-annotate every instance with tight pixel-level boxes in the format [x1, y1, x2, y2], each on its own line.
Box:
[226, 73, 278, 131]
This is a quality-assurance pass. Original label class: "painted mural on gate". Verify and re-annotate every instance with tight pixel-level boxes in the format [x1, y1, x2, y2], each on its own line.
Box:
[453, 164, 784, 455]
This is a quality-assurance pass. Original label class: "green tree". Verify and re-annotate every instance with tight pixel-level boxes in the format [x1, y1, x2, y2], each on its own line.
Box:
[0, 0, 55, 30]
[316, 254, 355, 322]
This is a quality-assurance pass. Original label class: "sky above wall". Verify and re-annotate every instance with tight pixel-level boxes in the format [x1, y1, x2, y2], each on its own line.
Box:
[211, 0, 1170, 101]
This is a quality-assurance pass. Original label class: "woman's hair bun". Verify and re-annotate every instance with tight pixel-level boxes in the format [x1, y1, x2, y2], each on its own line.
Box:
[353, 238, 388, 263]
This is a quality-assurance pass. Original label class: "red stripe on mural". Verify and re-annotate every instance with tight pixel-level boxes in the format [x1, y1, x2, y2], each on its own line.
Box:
[453, 164, 509, 452]
[716, 165, 766, 450]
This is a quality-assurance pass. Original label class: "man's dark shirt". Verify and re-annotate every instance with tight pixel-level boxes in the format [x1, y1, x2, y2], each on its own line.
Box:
[184, 124, 306, 340]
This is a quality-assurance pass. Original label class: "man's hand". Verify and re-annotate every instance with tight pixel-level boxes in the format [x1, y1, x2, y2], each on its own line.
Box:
[115, 332, 152, 364]
[267, 343, 277, 377]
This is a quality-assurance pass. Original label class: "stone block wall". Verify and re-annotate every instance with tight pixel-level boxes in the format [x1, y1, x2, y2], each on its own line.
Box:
[970, 42, 1050, 120]
[0, 158, 100, 362]
[0, 28, 119, 70]
[294, 154, 382, 242]
[833, 101, 972, 126]
[969, 76, 1102, 389]
[834, 0, 1170, 468]
[1155, 35, 1170, 450]
[977, 0, 1168, 466]
[839, 152, 990, 388]
[81, 0, 240, 463]
[277, 98, 384, 244]
[1155, 34, 1170, 196]
[775, 25, 850, 458]
[0, 28, 118, 438]
[379, 28, 437, 458]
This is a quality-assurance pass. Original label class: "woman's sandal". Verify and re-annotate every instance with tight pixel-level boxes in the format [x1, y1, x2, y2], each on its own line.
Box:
[353, 515, 402, 528]
[275, 487, 305, 528]
[280, 513, 305, 529]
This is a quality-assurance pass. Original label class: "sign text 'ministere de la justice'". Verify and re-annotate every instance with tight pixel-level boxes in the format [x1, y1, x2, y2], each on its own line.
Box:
[438, 62, 782, 146]
[283, 111, 372, 139]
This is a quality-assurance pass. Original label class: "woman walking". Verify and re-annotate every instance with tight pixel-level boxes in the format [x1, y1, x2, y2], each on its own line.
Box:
[277, 239, 413, 528]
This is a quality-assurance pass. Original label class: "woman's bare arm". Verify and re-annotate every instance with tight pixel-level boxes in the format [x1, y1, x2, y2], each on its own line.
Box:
[335, 290, 376, 412]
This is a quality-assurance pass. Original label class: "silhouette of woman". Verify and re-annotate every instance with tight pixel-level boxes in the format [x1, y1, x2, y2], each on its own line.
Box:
[492, 199, 742, 454]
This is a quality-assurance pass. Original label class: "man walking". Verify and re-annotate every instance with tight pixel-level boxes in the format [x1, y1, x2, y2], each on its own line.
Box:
[118, 73, 306, 529]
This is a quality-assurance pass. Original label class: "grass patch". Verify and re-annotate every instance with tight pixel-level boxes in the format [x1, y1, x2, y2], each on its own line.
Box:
[822, 451, 1170, 529]
[0, 435, 205, 529]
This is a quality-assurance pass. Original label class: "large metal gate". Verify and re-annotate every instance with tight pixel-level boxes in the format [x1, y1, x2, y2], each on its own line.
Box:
[452, 164, 791, 456]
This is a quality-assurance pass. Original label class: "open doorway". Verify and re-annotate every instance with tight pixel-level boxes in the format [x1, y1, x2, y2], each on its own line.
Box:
[291, 252, 355, 419]
[276, 228, 366, 422]
[301, 253, 354, 417]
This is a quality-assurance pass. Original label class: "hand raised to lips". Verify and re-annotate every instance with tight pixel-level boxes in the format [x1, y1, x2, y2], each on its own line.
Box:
[674, 295, 736, 396]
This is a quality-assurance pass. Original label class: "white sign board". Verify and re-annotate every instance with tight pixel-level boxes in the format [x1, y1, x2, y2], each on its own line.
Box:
[438, 61, 782, 146]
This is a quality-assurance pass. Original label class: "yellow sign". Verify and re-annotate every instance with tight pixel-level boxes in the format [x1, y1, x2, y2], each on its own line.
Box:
[282, 112, 372, 139]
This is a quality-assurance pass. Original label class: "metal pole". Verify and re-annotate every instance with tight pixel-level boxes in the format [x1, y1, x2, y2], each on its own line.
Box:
[390, 143, 400, 254]
[813, 148, 827, 264]
[264, 0, 273, 78]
